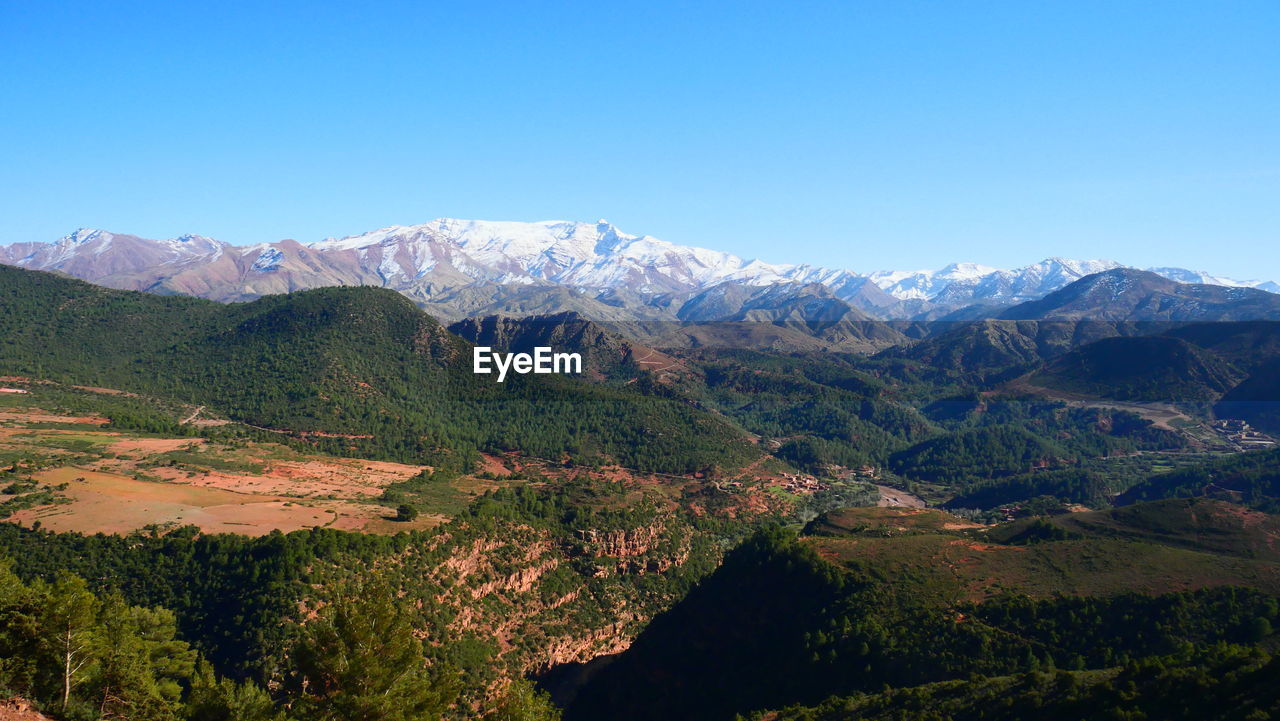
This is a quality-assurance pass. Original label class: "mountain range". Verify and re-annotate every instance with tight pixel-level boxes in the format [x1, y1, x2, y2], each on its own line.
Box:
[3, 219, 1277, 323]
[4, 238, 1280, 721]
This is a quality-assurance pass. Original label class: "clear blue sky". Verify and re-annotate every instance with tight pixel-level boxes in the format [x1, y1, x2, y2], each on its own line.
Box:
[2, 1, 1277, 278]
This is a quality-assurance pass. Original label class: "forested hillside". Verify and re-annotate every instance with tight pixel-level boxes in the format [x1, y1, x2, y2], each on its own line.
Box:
[0, 477, 737, 720]
[4, 265, 1280, 721]
[1117, 448, 1280, 511]
[753, 648, 1280, 721]
[567, 512, 1280, 721]
[6, 2, 1280, 718]
[0, 266, 758, 474]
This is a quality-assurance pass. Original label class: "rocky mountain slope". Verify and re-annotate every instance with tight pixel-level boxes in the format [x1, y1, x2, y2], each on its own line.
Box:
[1000, 268, 1280, 322]
[4, 220, 1276, 322]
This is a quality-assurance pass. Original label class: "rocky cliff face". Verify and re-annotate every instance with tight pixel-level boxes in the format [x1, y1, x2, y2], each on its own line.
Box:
[326, 511, 707, 683]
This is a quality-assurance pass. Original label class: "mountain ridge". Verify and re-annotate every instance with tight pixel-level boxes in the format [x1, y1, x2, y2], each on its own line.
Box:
[1000, 268, 1280, 322]
[0, 263, 760, 475]
[3, 220, 1278, 322]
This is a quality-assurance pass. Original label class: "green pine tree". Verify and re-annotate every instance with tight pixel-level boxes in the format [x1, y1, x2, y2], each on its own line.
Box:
[185, 660, 284, 721]
[288, 586, 460, 721]
[39, 573, 99, 712]
[482, 678, 562, 721]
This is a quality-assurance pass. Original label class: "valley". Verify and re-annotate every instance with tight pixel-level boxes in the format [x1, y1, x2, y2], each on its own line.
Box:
[6, 1, 1278, 716]
[0, 377, 818, 538]
[0, 262, 1279, 720]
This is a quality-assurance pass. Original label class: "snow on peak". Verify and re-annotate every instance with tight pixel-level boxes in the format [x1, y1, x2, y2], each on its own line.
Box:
[250, 247, 283, 272]
[1146, 266, 1277, 291]
[307, 218, 776, 290]
[302, 220, 1277, 303]
[61, 228, 110, 244]
[937, 262, 999, 279]
[1039, 257, 1122, 275]
[16, 220, 1276, 307]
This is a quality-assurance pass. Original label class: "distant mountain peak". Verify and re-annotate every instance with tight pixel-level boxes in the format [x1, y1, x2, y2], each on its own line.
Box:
[939, 261, 998, 275]
[62, 228, 109, 244]
[999, 267, 1280, 322]
[3, 219, 1277, 323]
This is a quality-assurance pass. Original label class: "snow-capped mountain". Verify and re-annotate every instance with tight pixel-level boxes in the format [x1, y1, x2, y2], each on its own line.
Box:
[868, 262, 1001, 301]
[1000, 268, 1280, 322]
[1, 218, 1276, 321]
[298, 219, 1279, 306]
[1147, 267, 1280, 294]
[307, 219, 784, 292]
[0, 228, 225, 285]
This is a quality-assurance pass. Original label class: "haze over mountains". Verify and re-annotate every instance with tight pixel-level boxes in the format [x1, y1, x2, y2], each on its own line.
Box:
[2, 219, 1278, 323]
